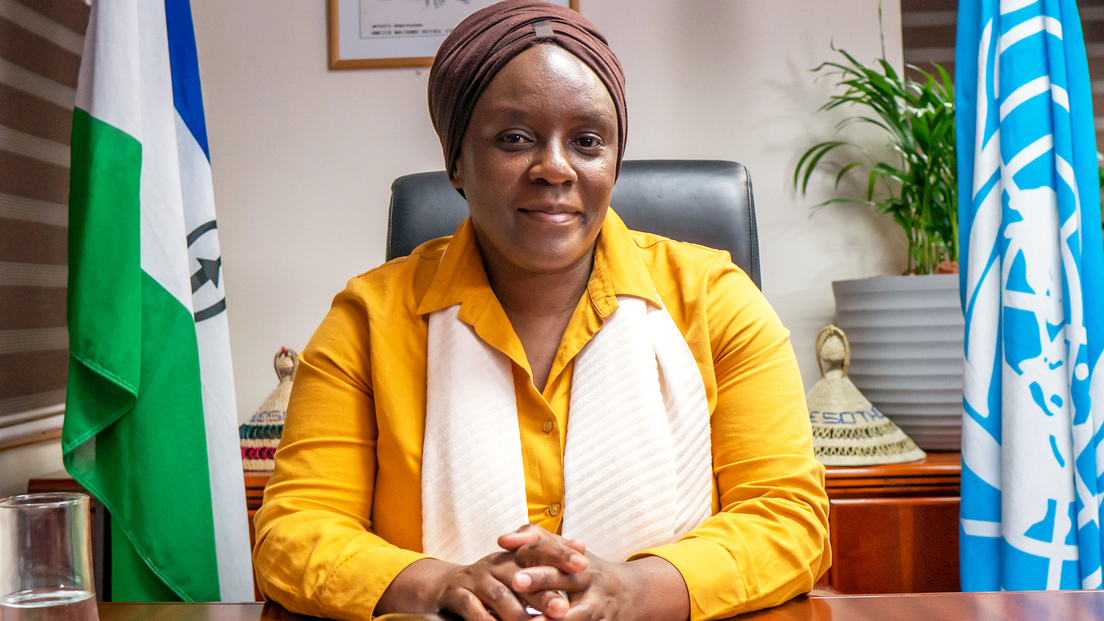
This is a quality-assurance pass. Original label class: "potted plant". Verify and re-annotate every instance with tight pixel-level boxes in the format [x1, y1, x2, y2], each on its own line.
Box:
[794, 48, 963, 451]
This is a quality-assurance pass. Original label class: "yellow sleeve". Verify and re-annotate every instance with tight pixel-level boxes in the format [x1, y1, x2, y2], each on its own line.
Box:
[631, 258, 831, 620]
[252, 282, 429, 620]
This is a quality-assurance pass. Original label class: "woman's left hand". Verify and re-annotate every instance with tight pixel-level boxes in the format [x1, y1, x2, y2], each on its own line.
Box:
[498, 526, 690, 621]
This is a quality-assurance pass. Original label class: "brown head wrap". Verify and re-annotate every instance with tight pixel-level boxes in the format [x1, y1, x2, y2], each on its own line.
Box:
[428, 0, 627, 180]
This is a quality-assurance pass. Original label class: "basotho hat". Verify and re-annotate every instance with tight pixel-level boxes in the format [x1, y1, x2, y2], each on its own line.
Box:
[807, 326, 925, 466]
[239, 348, 298, 471]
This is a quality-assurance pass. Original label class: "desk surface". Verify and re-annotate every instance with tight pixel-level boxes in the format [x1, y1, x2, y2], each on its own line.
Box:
[97, 591, 1104, 621]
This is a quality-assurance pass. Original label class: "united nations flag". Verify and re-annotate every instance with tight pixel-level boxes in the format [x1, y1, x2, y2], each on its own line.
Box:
[957, 0, 1104, 590]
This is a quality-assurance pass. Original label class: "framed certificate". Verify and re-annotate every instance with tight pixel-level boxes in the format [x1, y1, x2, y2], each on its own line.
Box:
[328, 0, 580, 69]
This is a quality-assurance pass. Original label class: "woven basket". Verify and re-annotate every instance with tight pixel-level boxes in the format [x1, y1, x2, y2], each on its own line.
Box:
[239, 348, 298, 471]
[807, 326, 925, 466]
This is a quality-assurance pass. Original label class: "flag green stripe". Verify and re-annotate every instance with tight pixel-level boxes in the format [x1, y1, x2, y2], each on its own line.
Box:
[65, 107, 141, 446]
[64, 109, 222, 601]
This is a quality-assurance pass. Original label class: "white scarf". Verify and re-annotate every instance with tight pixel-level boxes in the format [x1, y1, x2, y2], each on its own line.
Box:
[421, 296, 712, 564]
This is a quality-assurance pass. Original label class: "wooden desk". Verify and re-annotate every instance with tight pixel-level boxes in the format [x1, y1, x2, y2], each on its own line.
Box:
[36, 455, 964, 599]
[95, 591, 1104, 621]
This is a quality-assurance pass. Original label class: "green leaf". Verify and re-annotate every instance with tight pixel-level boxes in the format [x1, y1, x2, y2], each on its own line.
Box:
[834, 162, 864, 188]
[792, 43, 957, 266]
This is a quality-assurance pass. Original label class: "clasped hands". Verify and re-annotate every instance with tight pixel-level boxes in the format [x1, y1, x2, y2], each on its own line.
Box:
[435, 524, 616, 621]
[380, 524, 679, 621]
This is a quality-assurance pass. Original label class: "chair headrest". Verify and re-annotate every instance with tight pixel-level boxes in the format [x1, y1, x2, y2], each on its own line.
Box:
[386, 160, 759, 288]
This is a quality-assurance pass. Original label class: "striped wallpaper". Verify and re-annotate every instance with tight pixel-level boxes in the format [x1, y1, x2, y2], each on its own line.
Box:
[0, 0, 88, 451]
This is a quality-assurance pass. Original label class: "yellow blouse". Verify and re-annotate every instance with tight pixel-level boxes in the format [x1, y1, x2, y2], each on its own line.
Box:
[253, 209, 830, 620]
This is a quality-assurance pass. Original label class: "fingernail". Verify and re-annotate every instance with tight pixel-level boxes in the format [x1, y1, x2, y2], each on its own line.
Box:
[569, 554, 586, 566]
[514, 572, 532, 590]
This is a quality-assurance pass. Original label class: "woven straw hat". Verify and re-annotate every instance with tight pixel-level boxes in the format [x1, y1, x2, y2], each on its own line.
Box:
[807, 325, 925, 466]
[239, 347, 298, 471]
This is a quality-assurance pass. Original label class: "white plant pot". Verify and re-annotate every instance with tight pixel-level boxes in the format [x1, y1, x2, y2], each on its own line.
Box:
[831, 274, 964, 451]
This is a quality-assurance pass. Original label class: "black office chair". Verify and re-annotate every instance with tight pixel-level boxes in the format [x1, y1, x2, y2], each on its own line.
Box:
[386, 160, 760, 288]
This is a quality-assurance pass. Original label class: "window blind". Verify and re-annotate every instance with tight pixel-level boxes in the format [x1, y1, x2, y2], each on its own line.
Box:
[0, 0, 88, 451]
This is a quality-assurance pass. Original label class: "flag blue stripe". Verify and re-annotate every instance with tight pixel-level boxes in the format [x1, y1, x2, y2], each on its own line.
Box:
[164, 0, 209, 161]
[955, 0, 984, 308]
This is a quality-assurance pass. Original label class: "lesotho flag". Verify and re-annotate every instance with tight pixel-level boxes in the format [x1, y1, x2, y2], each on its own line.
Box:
[957, 0, 1104, 590]
[62, 0, 252, 602]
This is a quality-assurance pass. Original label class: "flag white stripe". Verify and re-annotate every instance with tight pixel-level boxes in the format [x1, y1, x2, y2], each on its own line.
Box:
[999, 76, 1069, 121]
[1001, 0, 1038, 15]
[75, 2, 141, 140]
[135, 0, 192, 310]
[1051, 84, 1070, 111]
[1004, 134, 1053, 177]
[176, 110, 251, 601]
[998, 16, 1062, 55]
[962, 518, 1002, 537]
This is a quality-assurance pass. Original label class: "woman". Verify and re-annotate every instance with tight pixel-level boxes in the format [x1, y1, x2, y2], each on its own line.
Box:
[252, 2, 830, 620]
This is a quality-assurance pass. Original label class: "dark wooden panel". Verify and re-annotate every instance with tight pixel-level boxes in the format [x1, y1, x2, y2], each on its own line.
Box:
[902, 25, 956, 50]
[1089, 55, 1104, 77]
[1082, 18, 1104, 42]
[901, 0, 958, 11]
[0, 17, 81, 89]
[0, 217, 67, 265]
[0, 150, 69, 204]
[0, 82, 73, 144]
[828, 497, 960, 594]
[11, 0, 90, 36]
[0, 347, 68, 400]
[0, 285, 67, 329]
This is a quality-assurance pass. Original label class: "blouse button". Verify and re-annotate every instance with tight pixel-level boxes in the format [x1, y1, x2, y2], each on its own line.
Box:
[549, 503, 561, 517]
[542, 421, 554, 433]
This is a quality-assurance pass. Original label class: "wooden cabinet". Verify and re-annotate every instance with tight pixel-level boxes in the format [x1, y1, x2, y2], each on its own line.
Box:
[819, 452, 961, 594]
[31, 454, 963, 599]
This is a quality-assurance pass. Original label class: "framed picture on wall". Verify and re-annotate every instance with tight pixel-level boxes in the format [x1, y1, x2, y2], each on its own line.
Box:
[328, 0, 580, 69]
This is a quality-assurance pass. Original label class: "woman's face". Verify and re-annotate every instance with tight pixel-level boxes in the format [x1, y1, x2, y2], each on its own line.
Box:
[451, 44, 619, 277]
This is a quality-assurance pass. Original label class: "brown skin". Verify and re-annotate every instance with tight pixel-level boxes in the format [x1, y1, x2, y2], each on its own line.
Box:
[376, 45, 691, 621]
[451, 42, 615, 391]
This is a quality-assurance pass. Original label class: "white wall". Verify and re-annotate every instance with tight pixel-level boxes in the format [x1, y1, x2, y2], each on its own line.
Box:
[0, 441, 63, 498]
[191, 0, 908, 421]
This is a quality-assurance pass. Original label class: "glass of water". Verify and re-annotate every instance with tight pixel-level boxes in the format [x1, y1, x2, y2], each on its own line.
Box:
[0, 493, 98, 621]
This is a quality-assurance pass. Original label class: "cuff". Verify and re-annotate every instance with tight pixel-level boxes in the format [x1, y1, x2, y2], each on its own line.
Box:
[318, 544, 431, 620]
[629, 536, 749, 621]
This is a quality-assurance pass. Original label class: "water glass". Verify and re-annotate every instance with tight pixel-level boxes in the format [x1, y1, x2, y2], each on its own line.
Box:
[0, 493, 98, 621]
